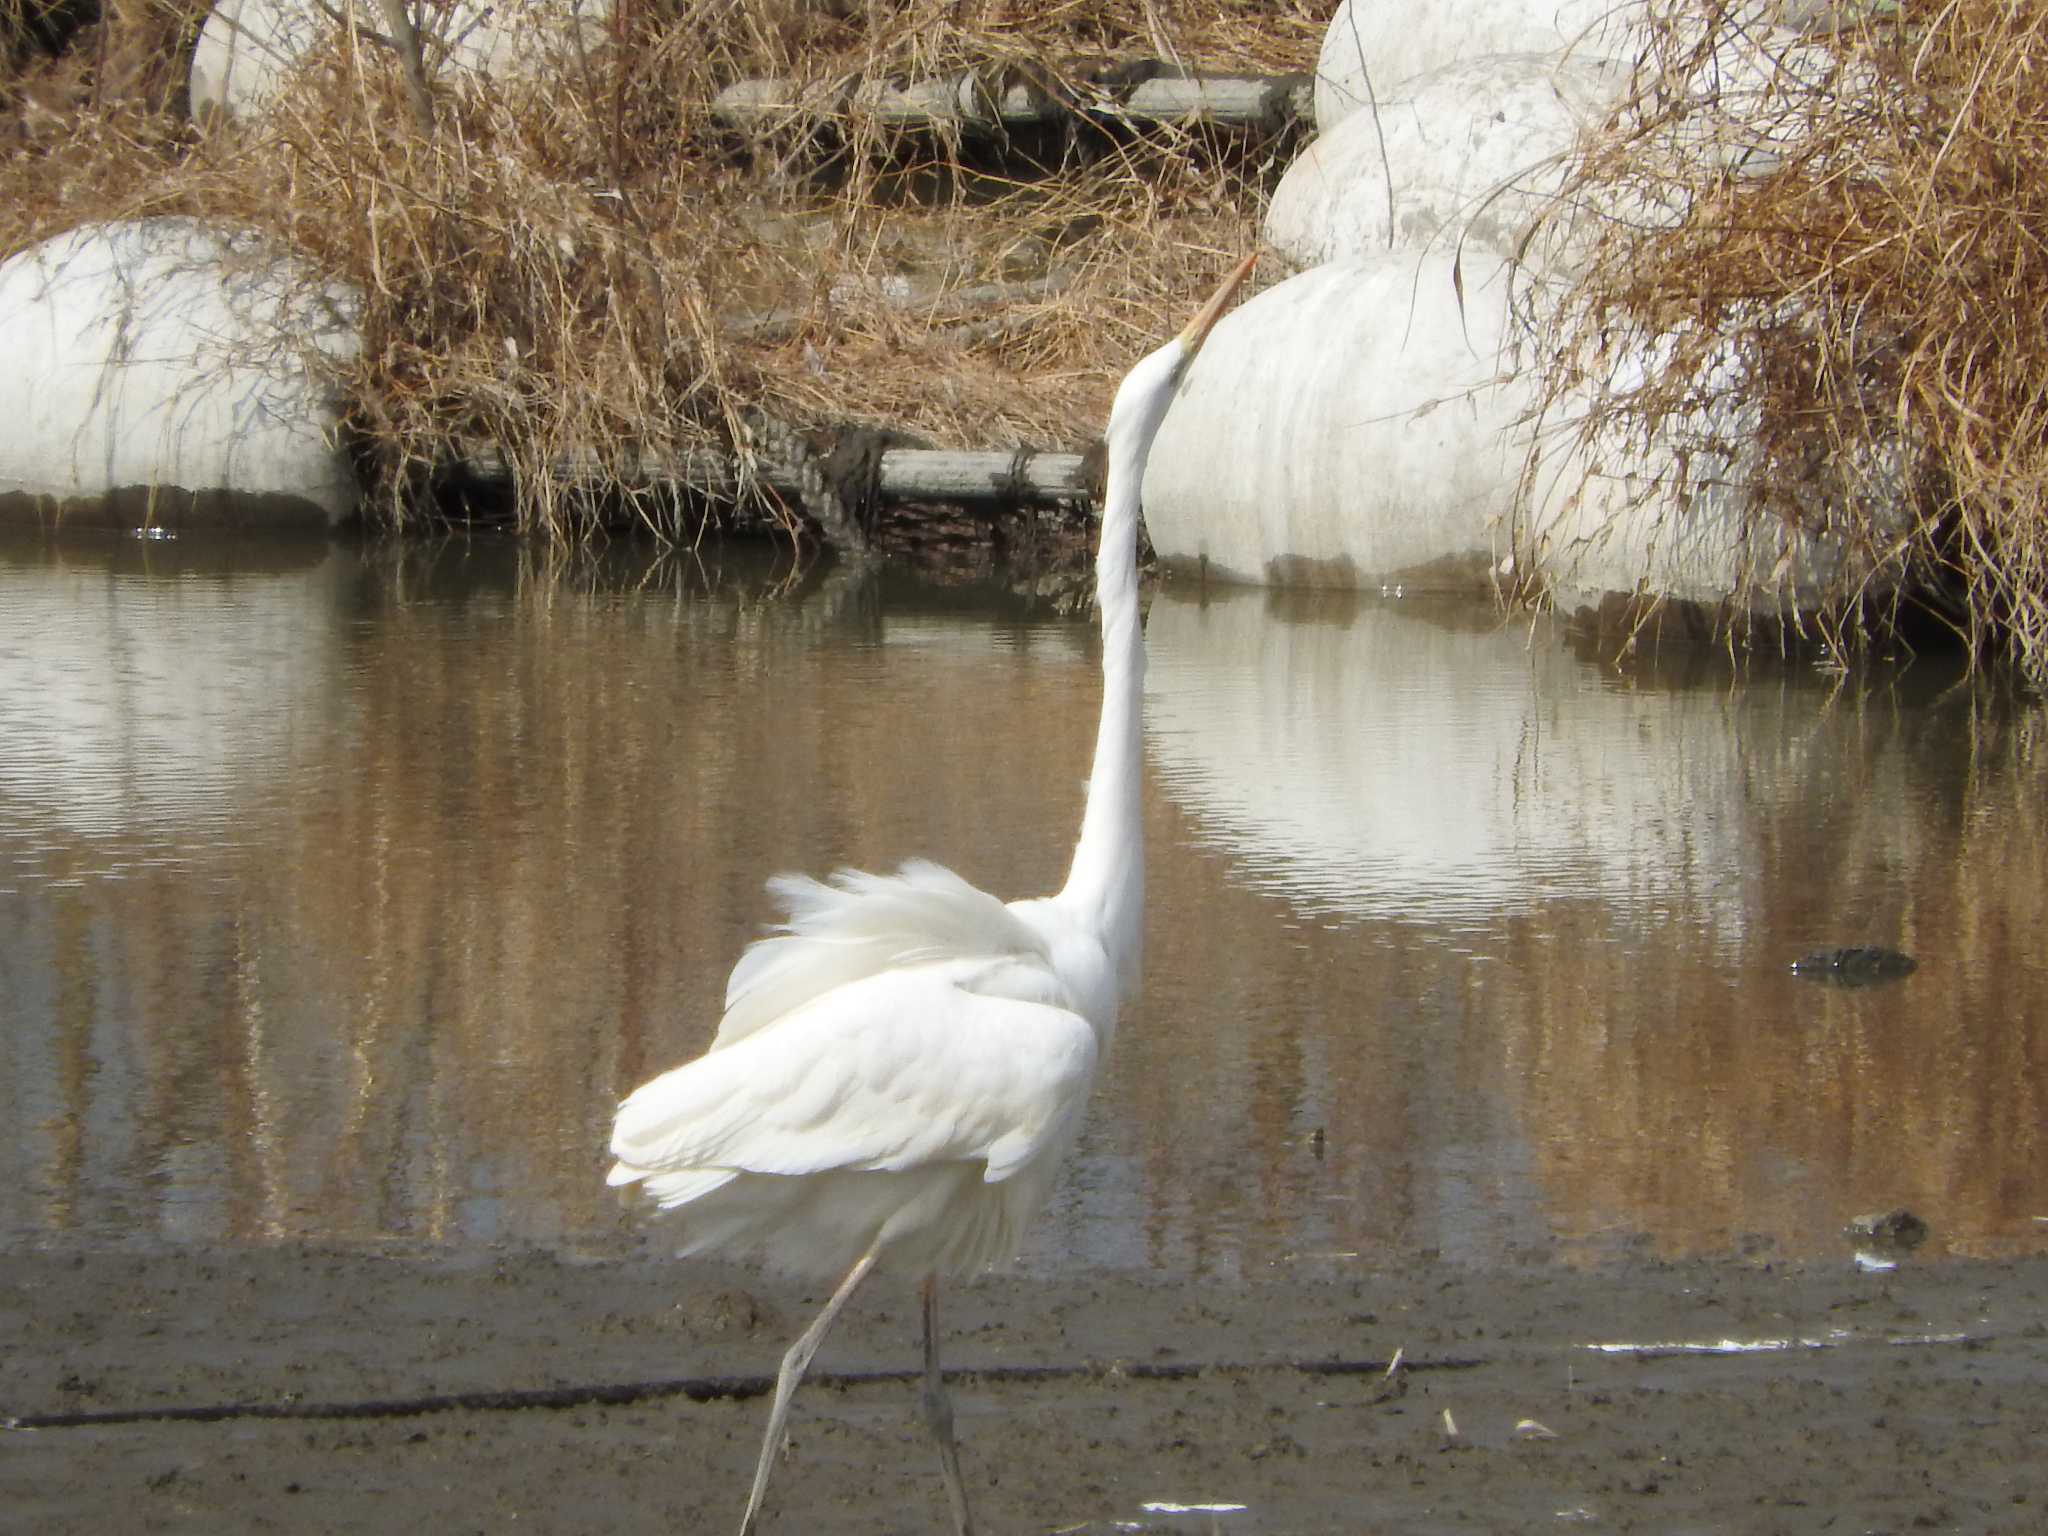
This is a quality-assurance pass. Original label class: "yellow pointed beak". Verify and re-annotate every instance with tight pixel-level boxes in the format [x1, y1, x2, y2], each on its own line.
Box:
[1176, 252, 1259, 356]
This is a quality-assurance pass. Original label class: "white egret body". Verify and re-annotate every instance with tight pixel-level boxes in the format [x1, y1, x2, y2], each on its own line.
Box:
[607, 252, 1258, 1535]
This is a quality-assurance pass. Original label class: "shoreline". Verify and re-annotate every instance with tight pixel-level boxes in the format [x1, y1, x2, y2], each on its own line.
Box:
[5, 1241, 2043, 1532]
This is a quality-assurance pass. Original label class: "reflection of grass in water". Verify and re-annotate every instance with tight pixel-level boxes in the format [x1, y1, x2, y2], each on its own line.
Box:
[1537, 0, 2048, 682]
[0, 1, 1310, 538]
[16, 552, 1105, 1245]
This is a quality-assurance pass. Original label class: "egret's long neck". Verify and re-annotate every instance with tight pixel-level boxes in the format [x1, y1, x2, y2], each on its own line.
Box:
[1060, 435, 1147, 997]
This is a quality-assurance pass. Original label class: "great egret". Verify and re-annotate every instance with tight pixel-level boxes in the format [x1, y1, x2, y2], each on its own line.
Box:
[607, 250, 1259, 1536]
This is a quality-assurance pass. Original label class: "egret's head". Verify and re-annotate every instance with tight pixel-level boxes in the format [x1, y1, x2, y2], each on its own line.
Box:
[1104, 252, 1259, 467]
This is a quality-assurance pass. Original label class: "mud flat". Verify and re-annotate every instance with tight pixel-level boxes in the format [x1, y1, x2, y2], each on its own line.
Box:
[3, 1241, 2044, 1533]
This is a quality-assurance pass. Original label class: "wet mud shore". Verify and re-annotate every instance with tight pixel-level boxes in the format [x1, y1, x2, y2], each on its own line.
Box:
[4, 1242, 2044, 1534]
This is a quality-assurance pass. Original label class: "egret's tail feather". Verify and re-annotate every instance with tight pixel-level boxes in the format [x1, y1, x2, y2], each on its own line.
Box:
[611, 1165, 739, 1208]
[622, 1163, 1035, 1279]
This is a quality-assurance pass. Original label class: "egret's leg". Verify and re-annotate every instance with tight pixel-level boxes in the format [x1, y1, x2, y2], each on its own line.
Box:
[739, 1249, 878, 1536]
[920, 1272, 977, 1536]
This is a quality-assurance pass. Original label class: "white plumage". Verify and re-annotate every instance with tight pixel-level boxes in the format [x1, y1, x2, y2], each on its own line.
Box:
[606, 252, 1259, 1536]
[609, 860, 1110, 1278]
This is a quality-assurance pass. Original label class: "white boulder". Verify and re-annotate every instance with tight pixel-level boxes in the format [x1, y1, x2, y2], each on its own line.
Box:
[1519, 412, 1893, 620]
[1267, 53, 1617, 273]
[1143, 258, 1534, 590]
[1313, 0, 1624, 130]
[0, 218, 361, 530]
[190, 0, 608, 122]
[1515, 330, 1904, 615]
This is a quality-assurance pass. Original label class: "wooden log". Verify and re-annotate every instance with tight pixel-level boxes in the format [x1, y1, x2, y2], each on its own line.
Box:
[713, 68, 1310, 136]
[712, 74, 1058, 130]
[453, 445, 751, 500]
[878, 448, 1088, 502]
[1113, 73, 1312, 131]
[711, 76, 854, 120]
[853, 73, 1056, 130]
[450, 442, 1093, 525]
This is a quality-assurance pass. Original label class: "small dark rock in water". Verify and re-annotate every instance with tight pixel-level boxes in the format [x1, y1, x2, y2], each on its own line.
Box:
[1847, 1207, 1930, 1253]
[1789, 946, 1917, 987]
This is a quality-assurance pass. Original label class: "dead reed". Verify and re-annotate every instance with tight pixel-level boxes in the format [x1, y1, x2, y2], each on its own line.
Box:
[1, 1, 1311, 539]
[1533, 0, 2048, 681]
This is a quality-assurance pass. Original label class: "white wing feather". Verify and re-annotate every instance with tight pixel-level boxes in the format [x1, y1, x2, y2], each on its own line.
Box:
[715, 859, 1047, 1048]
[611, 958, 1097, 1188]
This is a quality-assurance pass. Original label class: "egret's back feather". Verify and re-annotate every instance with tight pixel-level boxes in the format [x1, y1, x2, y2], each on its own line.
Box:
[715, 859, 1047, 1048]
[611, 961, 1095, 1183]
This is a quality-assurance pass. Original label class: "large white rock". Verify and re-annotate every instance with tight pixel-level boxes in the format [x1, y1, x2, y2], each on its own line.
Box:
[1515, 334, 1904, 616]
[1143, 258, 1535, 590]
[190, 0, 609, 122]
[0, 218, 361, 530]
[1637, 18, 1879, 184]
[1268, 53, 1617, 273]
[1313, 0, 1623, 130]
[1518, 423, 1895, 621]
[1295, 5, 1865, 266]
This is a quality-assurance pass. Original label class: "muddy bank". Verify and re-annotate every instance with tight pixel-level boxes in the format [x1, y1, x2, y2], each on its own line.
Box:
[3, 1242, 2044, 1533]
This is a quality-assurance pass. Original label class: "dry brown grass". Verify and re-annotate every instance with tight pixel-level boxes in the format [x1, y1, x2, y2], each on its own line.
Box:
[1532, 0, 2048, 682]
[0, 1, 1310, 539]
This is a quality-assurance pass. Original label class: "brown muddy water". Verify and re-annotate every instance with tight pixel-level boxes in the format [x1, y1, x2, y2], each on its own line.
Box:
[1, 532, 2044, 1277]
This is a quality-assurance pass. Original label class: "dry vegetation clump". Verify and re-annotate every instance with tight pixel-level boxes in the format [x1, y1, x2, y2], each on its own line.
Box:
[1531, 0, 2048, 680]
[0, 0, 1314, 540]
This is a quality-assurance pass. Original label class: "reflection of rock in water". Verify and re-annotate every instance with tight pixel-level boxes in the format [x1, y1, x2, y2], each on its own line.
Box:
[0, 537, 349, 834]
[1142, 585, 1789, 927]
[1789, 946, 1917, 988]
[1143, 582, 2047, 1263]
